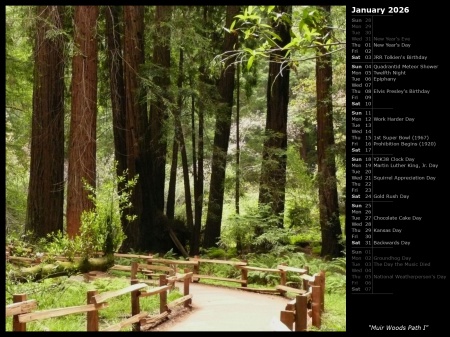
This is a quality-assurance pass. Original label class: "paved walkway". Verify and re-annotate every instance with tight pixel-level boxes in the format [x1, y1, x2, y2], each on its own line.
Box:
[152, 282, 292, 331]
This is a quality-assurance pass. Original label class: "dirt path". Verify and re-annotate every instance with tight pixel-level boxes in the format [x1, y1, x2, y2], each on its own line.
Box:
[150, 282, 293, 331]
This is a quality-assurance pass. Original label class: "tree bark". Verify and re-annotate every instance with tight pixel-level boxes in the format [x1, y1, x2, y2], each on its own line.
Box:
[145, 6, 173, 252]
[174, 49, 194, 244]
[122, 6, 147, 251]
[166, 139, 178, 221]
[191, 74, 204, 256]
[26, 6, 65, 240]
[258, 5, 292, 232]
[104, 6, 129, 233]
[66, 6, 99, 238]
[316, 6, 343, 259]
[203, 6, 240, 248]
[149, 6, 173, 213]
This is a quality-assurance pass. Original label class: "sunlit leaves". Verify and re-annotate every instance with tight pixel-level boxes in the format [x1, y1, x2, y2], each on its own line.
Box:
[216, 6, 345, 72]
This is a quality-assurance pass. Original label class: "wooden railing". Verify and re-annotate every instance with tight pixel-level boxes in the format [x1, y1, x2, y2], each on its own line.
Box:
[7, 252, 326, 331]
[112, 254, 317, 295]
[276, 271, 325, 331]
[5, 271, 193, 332]
[112, 254, 326, 331]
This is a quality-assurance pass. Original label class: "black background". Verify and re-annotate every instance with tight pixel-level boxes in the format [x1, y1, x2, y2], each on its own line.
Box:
[347, 2, 446, 334]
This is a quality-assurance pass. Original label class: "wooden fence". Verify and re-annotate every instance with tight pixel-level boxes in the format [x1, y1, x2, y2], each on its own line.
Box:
[7, 252, 326, 331]
[5, 271, 193, 332]
[112, 254, 317, 294]
[111, 254, 326, 331]
[277, 271, 325, 331]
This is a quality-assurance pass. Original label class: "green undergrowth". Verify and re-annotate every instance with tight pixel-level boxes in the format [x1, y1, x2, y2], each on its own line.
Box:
[197, 249, 346, 331]
[5, 274, 183, 331]
[6, 249, 346, 331]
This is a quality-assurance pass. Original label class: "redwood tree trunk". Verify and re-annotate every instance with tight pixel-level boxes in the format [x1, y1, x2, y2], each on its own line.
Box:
[174, 49, 194, 246]
[258, 6, 292, 232]
[26, 6, 65, 239]
[203, 5, 240, 248]
[146, 5, 173, 252]
[316, 6, 343, 259]
[66, 6, 99, 238]
[191, 74, 204, 255]
[104, 6, 127, 185]
[166, 139, 178, 221]
[122, 6, 147, 252]
[149, 6, 173, 213]
[104, 6, 129, 234]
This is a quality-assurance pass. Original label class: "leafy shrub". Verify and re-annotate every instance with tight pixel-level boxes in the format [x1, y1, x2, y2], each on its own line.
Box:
[79, 168, 137, 258]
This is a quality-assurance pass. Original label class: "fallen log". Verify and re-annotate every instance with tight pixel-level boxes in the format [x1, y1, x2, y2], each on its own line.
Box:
[7, 255, 115, 282]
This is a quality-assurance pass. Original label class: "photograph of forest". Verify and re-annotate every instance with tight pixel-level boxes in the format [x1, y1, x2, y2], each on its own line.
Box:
[5, 6, 346, 331]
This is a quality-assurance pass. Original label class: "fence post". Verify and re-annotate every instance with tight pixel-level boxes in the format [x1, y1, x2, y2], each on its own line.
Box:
[280, 271, 287, 287]
[13, 294, 27, 332]
[183, 269, 191, 308]
[159, 274, 168, 313]
[131, 279, 141, 331]
[280, 310, 294, 330]
[311, 285, 321, 329]
[131, 261, 138, 279]
[319, 270, 325, 312]
[241, 268, 248, 288]
[302, 266, 310, 291]
[193, 256, 199, 282]
[294, 294, 308, 331]
[279, 262, 287, 287]
[87, 290, 99, 331]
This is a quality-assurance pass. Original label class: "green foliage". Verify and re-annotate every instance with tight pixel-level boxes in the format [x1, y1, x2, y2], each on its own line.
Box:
[287, 203, 313, 228]
[252, 225, 295, 255]
[162, 248, 179, 260]
[202, 247, 228, 259]
[43, 231, 83, 263]
[5, 149, 29, 237]
[198, 260, 242, 281]
[79, 167, 137, 258]
[218, 210, 257, 253]
[5, 275, 183, 331]
[6, 231, 36, 258]
[289, 230, 321, 245]
[222, 6, 342, 71]
[312, 292, 346, 331]
[6, 7, 35, 237]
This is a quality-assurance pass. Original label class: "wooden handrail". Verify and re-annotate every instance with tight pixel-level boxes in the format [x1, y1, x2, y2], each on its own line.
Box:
[6, 300, 37, 317]
[93, 283, 148, 304]
[101, 312, 148, 331]
[18, 302, 108, 323]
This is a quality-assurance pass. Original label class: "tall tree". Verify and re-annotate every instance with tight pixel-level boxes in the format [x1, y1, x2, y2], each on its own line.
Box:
[166, 138, 178, 221]
[122, 6, 147, 251]
[104, 6, 127, 183]
[189, 5, 216, 257]
[149, 5, 173, 213]
[235, 62, 242, 253]
[144, 5, 174, 252]
[203, 5, 240, 248]
[104, 5, 129, 230]
[257, 6, 292, 231]
[173, 49, 194, 250]
[315, 5, 343, 258]
[25, 6, 65, 239]
[66, 6, 99, 238]
[235, 63, 241, 215]
[191, 71, 204, 256]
